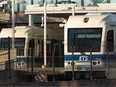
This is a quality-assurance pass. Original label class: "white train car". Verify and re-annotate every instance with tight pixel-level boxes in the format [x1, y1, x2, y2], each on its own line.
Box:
[0, 26, 64, 68]
[64, 13, 116, 79]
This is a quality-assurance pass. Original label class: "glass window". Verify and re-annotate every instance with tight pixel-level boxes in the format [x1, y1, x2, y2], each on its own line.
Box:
[68, 28, 102, 52]
[107, 30, 114, 52]
[0, 38, 25, 56]
[15, 38, 25, 48]
[0, 38, 10, 48]
[29, 39, 35, 48]
[15, 38, 25, 56]
[0, 38, 25, 48]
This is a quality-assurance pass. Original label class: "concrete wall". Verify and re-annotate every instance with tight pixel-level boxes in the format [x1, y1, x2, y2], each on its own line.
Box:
[0, 48, 16, 70]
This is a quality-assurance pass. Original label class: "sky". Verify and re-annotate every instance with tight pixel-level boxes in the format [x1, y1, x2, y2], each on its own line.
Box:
[11, 0, 116, 12]
[32, 0, 116, 3]
[30, 0, 116, 6]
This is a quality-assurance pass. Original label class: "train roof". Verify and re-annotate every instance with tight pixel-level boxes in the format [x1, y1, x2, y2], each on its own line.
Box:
[0, 26, 39, 38]
[65, 13, 116, 27]
[0, 26, 64, 40]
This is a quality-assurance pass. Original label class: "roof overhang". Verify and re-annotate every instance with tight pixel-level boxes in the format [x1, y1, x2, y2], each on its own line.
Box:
[25, 4, 116, 15]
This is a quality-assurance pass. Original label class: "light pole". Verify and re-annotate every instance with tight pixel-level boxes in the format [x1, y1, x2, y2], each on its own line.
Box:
[43, 2, 47, 67]
[90, 39, 92, 80]
[106, 41, 109, 78]
[8, 37, 12, 82]
[72, 34, 75, 80]
[12, 0, 15, 48]
[11, 0, 26, 48]
[51, 39, 55, 81]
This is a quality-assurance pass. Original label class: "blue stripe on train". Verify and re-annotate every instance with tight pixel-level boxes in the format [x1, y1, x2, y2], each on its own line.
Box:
[64, 54, 106, 61]
[16, 57, 44, 62]
[16, 58, 27, 62]
[64, 54, 116, 61]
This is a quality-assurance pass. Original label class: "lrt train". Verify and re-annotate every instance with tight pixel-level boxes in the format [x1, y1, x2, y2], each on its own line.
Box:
[64, 13, 116, 79]
[0, 26, 64, 68]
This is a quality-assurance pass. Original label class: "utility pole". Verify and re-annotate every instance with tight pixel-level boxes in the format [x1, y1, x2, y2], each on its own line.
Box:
[8, 37, 12, 83]
[44, 2, 47, 66]
[72, 34, 75, 80]
[30, 38, 34, 81]
[106, 41, 109, 78]
[51, 39, 56, 81]
[12, 0, 15, 48]
[90, 39, 92, 80]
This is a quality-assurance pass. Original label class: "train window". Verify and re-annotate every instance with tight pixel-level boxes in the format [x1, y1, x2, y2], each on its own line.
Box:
[38, 40, 43, 57]
[47, 43, 52, 56]
[29, 38, 35, 48]
[28, 39, 35, 56]
[0, 38, 25, 56]
[107, 30, 114, 52]
[0, 38, 25, 48]
[0, 38, 11, 48]
[15, 38, 25, 48]
[68, 28, 102, 52]
[15, 38, 25, 56]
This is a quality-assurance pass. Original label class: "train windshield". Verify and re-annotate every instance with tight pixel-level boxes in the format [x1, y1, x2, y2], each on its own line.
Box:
[68, 28, 102, 52]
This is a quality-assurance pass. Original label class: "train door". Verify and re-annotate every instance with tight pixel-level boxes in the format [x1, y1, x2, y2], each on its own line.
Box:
[47, 39, 64, 67]
[37, 39, 43, 58]
[29, 37, 43, 58]
[28, 37, 44, 67]
[106, 29, 116, 78]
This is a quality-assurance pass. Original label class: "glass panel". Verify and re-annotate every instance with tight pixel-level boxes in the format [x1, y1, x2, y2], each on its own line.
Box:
[0, 38, 25, 56]
[0, 38, 25, 48]
[15, 38, 25, 48]
[68, 28, 102, 52]
[0, 38, 12, 48]
[107, 30, 114, 52]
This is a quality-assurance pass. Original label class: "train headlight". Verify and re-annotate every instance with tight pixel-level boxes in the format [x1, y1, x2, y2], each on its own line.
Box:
[97, 60, 101, 65]
[93, 61, 97, 65]
[92, 60, 101, 65]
